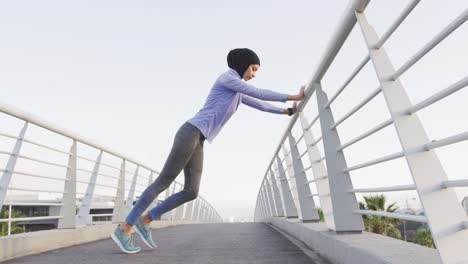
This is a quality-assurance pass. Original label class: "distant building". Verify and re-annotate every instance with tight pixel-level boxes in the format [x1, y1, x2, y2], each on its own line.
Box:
[462, 197, 468, 216]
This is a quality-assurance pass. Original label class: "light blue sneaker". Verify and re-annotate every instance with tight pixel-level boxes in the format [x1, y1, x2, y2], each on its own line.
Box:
[133, 217, 158, 249]
[111, 226, 142, 254]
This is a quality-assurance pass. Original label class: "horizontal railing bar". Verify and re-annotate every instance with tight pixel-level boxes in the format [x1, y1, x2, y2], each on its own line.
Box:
[306, 175, 328, 185]
[324, 54, 371, 108]
[7, 187, 64, 194]
[337, 119, 393, 151]
[76, 168, 118, 180]
[0, 100, 160, 174]
[303, 165, 312, 172]
[295, 134, 305, 146]
[23, 138, 71, 156]
[0, 169, 65, 182]
[372, 0, 421, 49]
[75, 180, 117, 189]
[309, 136, 323, 147]
[99, 162, 122, 171]
[425, 131, 468, 151]
[407, 76, 468, 114]
[76, 154, 100, 164]
[349, 184, 416, 193]
[354, 210, 427, 223]
[0, 131, 19, 140]
[17, 154, 69, 169]
[0, 133, 70, 156]
[312, 156, 326, 163]
[298, 149, 308, 159]
[389, 9, 468, 81]
[330, 86, 381, 129]
[305, 114, 320, 131]
[306, 193, 320, 197]
[464, 221, 468, 229]
[442, 179, 468, 188]
[0, 216, 62, 223]
[344, 151, 405, 172]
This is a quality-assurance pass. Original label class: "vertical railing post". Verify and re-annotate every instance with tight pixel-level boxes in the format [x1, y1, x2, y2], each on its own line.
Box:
[0, 122, 28, 210]
[285, 132, 320, 222]
[58, 140, 77, 229]
[76, 150, 103, 226]
[112, 160, 126, 223]
[185, 200, 194, 221]
[356, 12, 468, 263]
[264, 179, 278, 217]
[268, 169, 284, 217]
[125, 166, 139, 214]
[192, 198, 200, 222]
[299, 112, 335, 229]
[260, 186, 271, 217]
[274, 157, 297, 218]
[316, 82, 363, 232]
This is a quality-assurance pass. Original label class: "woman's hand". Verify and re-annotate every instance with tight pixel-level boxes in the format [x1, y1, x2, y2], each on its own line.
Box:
[284, 102, 298, 116]
[287, 85, 306, 101]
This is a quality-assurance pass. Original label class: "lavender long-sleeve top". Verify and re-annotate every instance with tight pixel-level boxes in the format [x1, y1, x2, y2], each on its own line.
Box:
[188, 68, 288, 143]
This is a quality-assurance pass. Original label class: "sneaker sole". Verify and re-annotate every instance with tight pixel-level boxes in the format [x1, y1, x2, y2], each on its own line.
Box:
[133, 225, 157, 249]
[111, 233, 141, 254]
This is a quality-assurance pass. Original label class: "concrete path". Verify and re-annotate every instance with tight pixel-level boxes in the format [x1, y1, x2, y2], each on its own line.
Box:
[4, 223, 322, 264]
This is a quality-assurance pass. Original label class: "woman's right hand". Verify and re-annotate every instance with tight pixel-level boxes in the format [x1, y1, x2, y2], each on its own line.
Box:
[287, 85, 306, 101]
[297, 85, 305, 101]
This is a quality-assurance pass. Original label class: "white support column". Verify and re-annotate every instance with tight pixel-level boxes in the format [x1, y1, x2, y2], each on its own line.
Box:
[268, 169, 284, 217]
[357, 12, 468, 263]
[58, 140, 77, 229]
[192, 198, 200, 222]
[262, 187, 273, 217]
[286, 132, 320, 222]
[112, 160, 126, 223]
[76, 150, 103, 226]
[200, 201, 206, 222]
[316, 82, 364, 232]
[264, 179, 278, 217]
[299, 112, 335, 229]
[125, 166, 139, 214]
[185, 200, 194, 221]
[0, 122, 28, 210]
[275, 156, 298, 218]
[161, 183, 173, 220]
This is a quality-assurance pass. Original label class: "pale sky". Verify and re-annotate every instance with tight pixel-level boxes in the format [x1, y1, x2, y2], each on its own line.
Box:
[0, 0, 467, 220]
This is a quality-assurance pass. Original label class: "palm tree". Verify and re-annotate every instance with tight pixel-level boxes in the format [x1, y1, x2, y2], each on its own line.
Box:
[413, 227, 434, 248]
[0, 208, 26, 236]
[359, 194, 401, 239]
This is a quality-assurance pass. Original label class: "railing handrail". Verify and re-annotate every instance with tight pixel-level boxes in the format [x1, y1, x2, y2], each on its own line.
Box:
[0, 99, 159, 174]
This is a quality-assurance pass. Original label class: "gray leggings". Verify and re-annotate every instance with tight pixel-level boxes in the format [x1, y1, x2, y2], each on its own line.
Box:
[125, 121, 205, 225]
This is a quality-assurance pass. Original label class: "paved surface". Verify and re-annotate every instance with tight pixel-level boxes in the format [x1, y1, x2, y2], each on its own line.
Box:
[5, 223, 321, 264]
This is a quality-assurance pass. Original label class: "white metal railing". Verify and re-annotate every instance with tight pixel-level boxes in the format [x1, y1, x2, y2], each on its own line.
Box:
[0, 100, 222, 237]
[254, 0, 468, 263]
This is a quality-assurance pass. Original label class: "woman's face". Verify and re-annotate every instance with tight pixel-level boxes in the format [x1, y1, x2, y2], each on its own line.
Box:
[243, 64, 260, 81]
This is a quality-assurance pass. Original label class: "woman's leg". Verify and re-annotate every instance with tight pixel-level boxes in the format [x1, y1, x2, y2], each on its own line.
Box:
[147, 136, 204, 220]
[122, 122, 202, 232]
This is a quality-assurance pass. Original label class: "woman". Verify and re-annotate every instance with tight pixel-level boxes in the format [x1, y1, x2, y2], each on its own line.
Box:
[111, 48, 305, 253]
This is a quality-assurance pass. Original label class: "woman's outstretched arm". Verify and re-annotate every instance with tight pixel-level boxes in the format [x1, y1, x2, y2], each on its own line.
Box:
[220, 73, 305, 102]
[241, 94, 300, 116]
